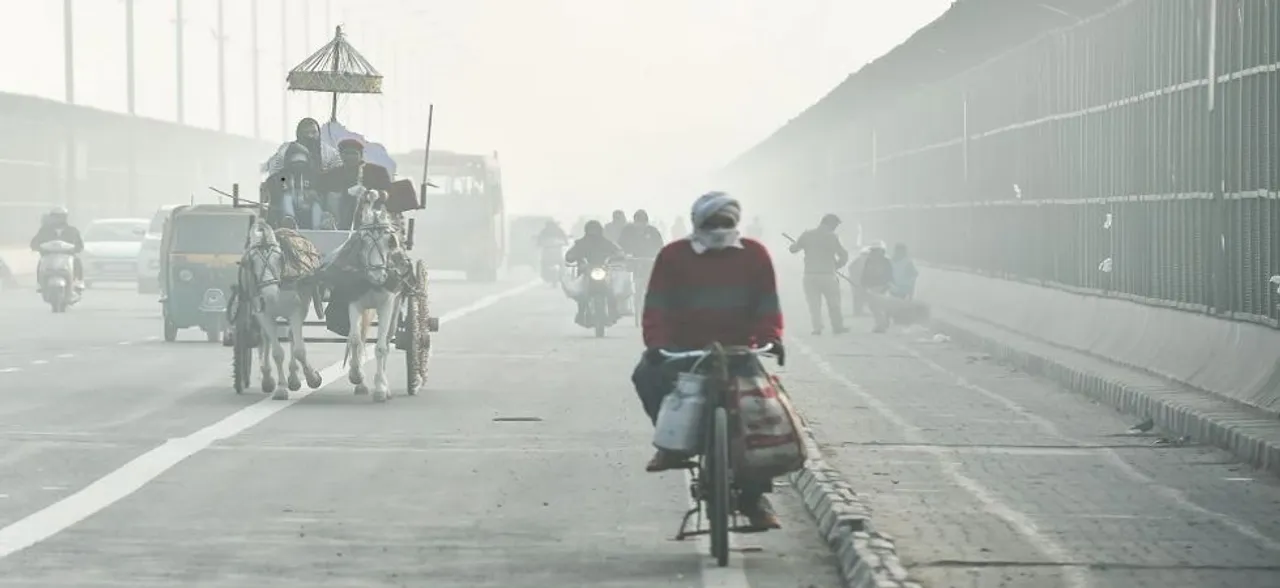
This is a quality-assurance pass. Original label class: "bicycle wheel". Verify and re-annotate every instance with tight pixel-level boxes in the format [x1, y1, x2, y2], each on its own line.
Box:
[708, 406, 731, 566]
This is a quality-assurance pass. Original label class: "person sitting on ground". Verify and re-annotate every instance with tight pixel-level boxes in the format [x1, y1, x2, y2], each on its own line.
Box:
[889, 243, 918, 300]
[860, 242, 894, 333]
[631, 191, 785, 530]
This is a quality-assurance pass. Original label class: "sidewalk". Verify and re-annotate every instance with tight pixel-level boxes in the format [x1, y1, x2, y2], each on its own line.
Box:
[783, 308, 1280, 588]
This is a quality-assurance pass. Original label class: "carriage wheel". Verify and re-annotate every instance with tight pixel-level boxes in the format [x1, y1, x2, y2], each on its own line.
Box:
[231, 288, 255, 394]
[404, 260, 431, 395]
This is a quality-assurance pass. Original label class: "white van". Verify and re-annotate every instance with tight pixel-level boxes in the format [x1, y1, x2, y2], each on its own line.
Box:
[136, 204, 182, 294]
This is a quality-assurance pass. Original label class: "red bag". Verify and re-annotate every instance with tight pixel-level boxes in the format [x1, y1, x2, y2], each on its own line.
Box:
[728, 361, 807, 478]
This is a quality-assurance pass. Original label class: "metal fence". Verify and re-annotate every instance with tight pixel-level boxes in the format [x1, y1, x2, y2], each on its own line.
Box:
[0, 92, 273, 245]
[836, 0, 1279, 327]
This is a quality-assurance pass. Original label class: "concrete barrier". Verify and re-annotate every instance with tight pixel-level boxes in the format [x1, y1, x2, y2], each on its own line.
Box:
[0, 247, 37, 278]
[916, 267, 1280, 416]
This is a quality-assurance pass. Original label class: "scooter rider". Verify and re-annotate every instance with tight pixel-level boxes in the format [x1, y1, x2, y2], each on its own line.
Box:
[536, 219, 570, 279]
[565, 220, 624, 326]
[29, 207, 85, 290]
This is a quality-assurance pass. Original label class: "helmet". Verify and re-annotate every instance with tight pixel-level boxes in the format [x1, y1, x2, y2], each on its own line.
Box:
[633, 209, 649, 223]
[50, 206, 68, 217]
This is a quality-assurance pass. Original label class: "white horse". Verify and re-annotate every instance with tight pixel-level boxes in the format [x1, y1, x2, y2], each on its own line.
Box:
[241, 221, 325, 400]
[344, 190, 411, 402]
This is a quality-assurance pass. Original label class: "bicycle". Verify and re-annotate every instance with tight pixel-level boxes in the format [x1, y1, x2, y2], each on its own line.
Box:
[659, 342, 779, 567]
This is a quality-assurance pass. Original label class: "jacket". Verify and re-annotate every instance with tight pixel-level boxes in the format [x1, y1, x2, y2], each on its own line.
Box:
[30, 225, 84, 254]
[565, 234, 623, 267]
[618, 223, 665, 258]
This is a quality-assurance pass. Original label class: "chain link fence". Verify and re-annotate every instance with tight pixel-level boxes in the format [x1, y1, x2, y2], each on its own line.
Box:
[832, 0, 1279, 327]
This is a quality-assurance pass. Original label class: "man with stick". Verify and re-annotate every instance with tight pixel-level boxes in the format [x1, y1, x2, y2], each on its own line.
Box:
[784, 214, 849, 335]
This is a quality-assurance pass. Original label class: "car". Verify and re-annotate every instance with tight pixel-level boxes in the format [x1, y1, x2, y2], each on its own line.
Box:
[137, 205, 182, 293]
[82, 218, 148, 287]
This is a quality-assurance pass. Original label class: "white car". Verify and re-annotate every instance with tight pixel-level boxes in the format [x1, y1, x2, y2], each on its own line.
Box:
[137, 205, 181, 294]
[82, 218, 148, 287]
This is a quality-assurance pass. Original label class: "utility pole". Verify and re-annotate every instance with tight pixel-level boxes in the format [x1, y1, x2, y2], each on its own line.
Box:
[175, 0, 185, 124]
[251, 0, 260, 138]
[281, 0, 289, 138]
[63, 0, 74, 104]
[303, 0, 312, 116]
[216, 0, 227, 133]
[125, 0, 135, 114]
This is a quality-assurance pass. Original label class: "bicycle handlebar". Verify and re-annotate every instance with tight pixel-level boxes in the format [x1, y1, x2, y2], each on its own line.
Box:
[658, 342, 776, 361]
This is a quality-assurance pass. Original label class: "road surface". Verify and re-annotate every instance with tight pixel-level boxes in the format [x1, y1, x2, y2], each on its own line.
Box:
[0, 277, 841, 588]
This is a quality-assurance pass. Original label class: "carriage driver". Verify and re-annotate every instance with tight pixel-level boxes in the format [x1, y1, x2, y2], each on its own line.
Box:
[320, 138, 393, 230]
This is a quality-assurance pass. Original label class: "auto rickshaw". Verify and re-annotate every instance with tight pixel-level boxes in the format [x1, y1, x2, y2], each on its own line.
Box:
[158, 204, 256, 342]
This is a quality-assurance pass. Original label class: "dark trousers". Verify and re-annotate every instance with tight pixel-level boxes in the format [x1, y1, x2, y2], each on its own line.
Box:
[803, 273, 843, 332]
[852, 286, 867, 315]
[631, 355, 773, 499]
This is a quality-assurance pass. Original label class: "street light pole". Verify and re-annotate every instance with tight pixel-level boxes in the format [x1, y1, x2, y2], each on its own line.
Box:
[63, 0, 74, 104]
[216, 0, 227, 133]
[125, 0, 135, 115]
[175, 0, 185, 124]
[281, 0, 289, 138]
[251, 0, 261, 138]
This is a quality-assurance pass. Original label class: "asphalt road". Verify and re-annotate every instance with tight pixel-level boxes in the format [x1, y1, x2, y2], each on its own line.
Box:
[0, 275, 841, 588]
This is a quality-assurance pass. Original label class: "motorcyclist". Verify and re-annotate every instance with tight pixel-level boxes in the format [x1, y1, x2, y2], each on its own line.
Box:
[669, 216, 688, 241]
[565, 220, 624, 326]
[603, 210, 628, 244]
[618, 210, 664, 304]
[536, 220, 570, 279]
[631, 191, 785, 530]
[29, 207, 85, 290]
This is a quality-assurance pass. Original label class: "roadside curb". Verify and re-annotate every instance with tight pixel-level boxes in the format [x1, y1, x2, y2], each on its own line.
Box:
[930, 313, 1280, 478]
[788, 412, 922, 588]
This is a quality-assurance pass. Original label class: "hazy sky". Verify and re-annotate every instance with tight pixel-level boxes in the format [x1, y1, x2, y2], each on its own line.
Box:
[1, 0, 953, 216]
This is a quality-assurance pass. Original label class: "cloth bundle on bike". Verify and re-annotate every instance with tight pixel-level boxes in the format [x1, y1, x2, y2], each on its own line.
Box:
[728, 359, 807, 478]
[652, 355, 807, 477]
[273, 228, 322, 283]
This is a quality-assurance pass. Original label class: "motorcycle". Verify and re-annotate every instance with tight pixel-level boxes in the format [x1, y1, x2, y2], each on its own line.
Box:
[36, 240, 81, 313]
[574, 258, 629, 338]
[539, 241, 566, 286]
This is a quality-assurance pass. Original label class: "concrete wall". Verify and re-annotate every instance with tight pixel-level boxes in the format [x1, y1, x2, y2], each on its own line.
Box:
[918, 267, 1280, 415]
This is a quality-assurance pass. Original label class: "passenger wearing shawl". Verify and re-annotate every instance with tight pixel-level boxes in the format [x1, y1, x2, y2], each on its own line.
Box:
[630, 191, 785, 531]
[262, 117, 342, 176]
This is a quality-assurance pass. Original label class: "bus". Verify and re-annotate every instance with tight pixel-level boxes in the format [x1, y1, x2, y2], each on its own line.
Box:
[395, 149, 505, 281]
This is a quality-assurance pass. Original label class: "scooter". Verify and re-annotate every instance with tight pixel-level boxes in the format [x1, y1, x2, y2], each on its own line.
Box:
[36, 240, 81, 313]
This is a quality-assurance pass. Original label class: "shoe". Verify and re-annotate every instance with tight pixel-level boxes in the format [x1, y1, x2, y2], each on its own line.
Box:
[645, 449, 689, 472]
[740, 495, 782, 530]
[833, 326, 849, 335]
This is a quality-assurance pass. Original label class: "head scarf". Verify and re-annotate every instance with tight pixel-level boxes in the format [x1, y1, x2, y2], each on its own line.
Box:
[689, 192, 743, 254]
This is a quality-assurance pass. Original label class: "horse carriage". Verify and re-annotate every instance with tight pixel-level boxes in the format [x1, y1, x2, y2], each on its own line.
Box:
[225, 26, 438, 403]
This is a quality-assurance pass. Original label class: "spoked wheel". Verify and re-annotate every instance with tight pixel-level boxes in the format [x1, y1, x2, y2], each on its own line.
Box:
[230, 287, 254, 394]
[401, 260, 431, 395]
[592, 296, 607, 338]
[708, 406, 731, 566]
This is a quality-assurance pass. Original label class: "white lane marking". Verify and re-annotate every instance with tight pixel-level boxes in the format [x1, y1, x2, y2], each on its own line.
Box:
[899, 344, 1280, 554]
[116, 341, 131, 346]
[30, 360, 47, 366]
[683, 470, 750, 588]
[145, 336, 159, 342]
[0, 368, 19, 374]
[0, 281, 538, 558]
[791, 337, 1092, 588]
[55, 353, 74, 359]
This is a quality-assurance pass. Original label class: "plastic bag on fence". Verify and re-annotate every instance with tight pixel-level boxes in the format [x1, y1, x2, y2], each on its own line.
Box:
[653, 371, 708, 454]
[730, 361, 807, 478]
